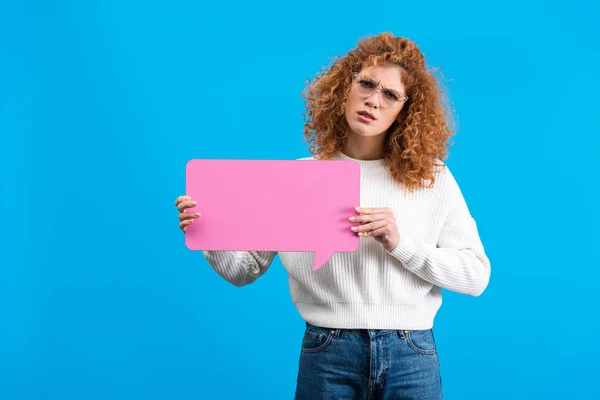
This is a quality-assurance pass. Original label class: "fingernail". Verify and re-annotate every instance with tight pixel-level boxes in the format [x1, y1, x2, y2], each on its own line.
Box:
[191, 201, 197, 205]
[195, 212, 200, 217]
[349, 217, 355, 221]
[351, 226, 357, 231]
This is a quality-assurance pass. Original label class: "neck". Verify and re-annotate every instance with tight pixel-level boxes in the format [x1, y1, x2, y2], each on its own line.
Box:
[343, 134, 386, 160]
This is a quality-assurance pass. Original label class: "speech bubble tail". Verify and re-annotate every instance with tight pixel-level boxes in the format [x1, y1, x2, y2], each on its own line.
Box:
[312, 250, 334, 271]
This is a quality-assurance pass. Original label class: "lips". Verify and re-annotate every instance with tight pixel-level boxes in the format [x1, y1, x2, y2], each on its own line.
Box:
[357, 110, 376, 121]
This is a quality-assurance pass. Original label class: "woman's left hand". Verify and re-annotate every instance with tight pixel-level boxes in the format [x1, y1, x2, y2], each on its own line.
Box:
[350, 206, 400, 252]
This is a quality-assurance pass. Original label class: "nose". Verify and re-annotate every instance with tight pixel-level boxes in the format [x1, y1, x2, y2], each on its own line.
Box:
[364, 92, 380, 109]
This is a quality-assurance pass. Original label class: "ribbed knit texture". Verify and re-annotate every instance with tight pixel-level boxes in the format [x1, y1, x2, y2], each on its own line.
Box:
[202, 151, 491, 330]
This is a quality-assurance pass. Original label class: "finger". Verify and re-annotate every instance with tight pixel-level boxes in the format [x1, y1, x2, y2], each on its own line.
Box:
[175, 195, 191, 206]
[179, 218, 194, 232]
[350, 212, 388, 224]
[177, 200, 197, 212]
[178, 212, 201, 221]
[355, 206, 392, 215]
[363, 225, 394, 237]
[351, 219, 387, 234]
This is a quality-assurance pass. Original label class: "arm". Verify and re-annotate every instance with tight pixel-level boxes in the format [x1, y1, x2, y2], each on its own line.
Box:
[387, 169, 491, 296]
[202, 250, 277, 287]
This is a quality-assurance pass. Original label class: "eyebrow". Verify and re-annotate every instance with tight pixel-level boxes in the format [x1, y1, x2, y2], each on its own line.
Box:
[362, 75, 404, 94]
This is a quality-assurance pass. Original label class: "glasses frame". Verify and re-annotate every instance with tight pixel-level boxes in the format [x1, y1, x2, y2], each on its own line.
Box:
[351, 72, 409, 108]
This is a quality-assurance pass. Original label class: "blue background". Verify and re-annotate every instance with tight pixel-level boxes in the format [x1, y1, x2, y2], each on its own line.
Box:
[1, 0, 599, 399]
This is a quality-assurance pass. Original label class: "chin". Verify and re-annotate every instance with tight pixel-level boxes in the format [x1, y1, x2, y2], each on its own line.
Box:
[348, 121, 383, 138]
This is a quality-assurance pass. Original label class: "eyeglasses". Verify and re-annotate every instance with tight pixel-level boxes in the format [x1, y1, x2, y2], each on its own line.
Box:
[352, 72, 409, 108]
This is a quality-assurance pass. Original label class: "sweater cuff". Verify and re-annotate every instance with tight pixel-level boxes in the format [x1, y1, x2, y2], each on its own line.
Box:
[386, 235, 419, 265]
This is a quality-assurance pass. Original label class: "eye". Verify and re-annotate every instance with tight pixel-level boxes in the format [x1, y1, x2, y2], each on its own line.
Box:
[383, 90, 399, 101]
[359, 79, 375, 89]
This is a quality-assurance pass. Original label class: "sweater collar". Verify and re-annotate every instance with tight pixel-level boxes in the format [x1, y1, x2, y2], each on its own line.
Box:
[330, 151, 388, 175]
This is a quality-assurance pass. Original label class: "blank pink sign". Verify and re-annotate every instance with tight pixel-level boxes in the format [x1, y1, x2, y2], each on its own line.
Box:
[184, 159, 360, 271]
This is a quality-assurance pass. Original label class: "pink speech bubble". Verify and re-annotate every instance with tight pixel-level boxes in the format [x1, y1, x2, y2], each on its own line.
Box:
[184, 159, 360, 271]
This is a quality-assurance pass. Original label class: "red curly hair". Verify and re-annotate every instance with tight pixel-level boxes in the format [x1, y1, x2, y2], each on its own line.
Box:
[302, 32, 455, 192]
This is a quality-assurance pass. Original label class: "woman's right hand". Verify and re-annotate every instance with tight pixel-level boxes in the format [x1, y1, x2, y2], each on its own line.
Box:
[174, 195, 201, 232]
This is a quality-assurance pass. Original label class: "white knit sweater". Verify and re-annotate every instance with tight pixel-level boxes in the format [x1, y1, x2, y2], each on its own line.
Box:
[201, 151, 491, 330]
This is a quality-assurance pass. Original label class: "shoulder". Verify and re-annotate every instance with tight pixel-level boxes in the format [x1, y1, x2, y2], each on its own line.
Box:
[431, 159, 458, 189]
[422, 160, 465, 206]
[429, 160, 472, 214]
[295, 155, 317, 161]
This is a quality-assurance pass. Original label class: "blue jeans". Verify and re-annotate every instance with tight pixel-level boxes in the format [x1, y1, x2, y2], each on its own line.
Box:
[294, 322, 443, 400]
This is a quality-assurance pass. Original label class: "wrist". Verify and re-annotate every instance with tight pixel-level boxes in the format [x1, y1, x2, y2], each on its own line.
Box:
[385, 237, 400, 252]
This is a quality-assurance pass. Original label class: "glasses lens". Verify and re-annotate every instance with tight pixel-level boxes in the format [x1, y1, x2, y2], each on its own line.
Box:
[354, 78, 400, 108]
[356, 79, 374, 96]
[381, 90, 400, 108]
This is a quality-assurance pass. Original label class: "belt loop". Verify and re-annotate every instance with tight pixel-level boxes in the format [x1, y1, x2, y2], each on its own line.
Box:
[330, 328, 341, 339]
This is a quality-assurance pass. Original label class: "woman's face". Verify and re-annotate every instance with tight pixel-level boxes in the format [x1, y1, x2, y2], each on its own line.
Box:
[344, 63, 406, 139]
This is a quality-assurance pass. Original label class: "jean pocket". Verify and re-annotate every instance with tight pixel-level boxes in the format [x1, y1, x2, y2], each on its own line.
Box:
[406, 329, 437, 355]
[301, 325, 334, 353]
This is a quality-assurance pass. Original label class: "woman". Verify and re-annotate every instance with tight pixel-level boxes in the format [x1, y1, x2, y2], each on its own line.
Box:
[174, 32, 491, 399]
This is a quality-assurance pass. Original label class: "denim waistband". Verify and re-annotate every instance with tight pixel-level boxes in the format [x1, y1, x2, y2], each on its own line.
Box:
[306, 322, 416, 338]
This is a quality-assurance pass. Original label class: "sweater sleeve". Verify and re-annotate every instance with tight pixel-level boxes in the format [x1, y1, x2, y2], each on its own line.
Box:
[202, 250, 278, 287]
[386, 168, 491, 296]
